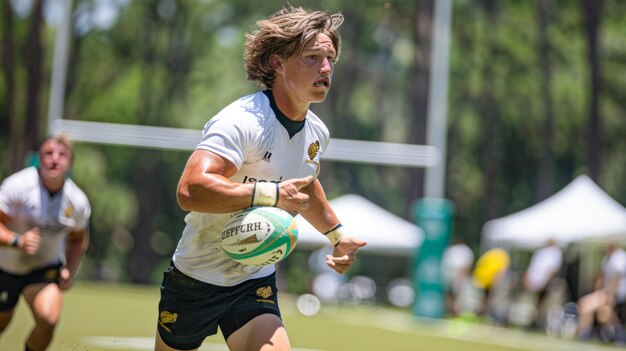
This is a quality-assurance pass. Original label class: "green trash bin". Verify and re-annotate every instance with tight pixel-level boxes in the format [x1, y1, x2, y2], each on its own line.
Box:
[411, 198, 454, 318]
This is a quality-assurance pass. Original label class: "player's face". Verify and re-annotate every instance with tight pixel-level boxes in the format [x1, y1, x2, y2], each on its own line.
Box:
[39, 140, 72, 183]
[279, 33, 336, 105]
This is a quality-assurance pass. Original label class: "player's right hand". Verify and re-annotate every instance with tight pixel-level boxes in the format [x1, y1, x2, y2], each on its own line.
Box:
[277, 176, 313, 213]
[58, 267, 73, 291]
[20, 227, 41, 255]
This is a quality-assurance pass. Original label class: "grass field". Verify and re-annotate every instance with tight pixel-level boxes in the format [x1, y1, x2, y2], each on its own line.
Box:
[0, 282, 619, 351]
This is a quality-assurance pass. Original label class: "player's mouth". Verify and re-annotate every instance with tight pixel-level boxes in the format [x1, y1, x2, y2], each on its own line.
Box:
[44, 164, 62, 173]
[313, 78, 330, 88]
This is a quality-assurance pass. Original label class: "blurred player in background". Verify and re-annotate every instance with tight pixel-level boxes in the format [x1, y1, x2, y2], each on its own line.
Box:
[442, 237, 474, 316]
[521, 238, 563, 329]
[155, 5, 366, 351]
[577, 242, 626, 344]
[471, 247, 510, 318]
[0, 135, 91, 351]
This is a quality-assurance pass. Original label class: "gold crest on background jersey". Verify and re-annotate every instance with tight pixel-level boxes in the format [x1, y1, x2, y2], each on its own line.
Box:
[307, 141, 320, 160]
[64, 206, 74, 218]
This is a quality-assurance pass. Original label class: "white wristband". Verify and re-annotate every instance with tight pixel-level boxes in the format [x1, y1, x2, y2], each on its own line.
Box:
[252, 182, 279, 207]
[324, 224, 345, 247]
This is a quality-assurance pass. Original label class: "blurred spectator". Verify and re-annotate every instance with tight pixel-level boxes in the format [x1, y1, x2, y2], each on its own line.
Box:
[577, 242, 626, 344]
[522, 238, 563, 328]
[442, 237, 474, 316]
[471, 247, 510, 318]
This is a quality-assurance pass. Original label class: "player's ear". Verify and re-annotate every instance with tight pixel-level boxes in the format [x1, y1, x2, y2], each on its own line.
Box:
[270, 54, 283, 72]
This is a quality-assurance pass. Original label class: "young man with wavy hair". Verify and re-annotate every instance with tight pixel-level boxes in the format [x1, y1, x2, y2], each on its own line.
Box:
[155, 5, 366, 351]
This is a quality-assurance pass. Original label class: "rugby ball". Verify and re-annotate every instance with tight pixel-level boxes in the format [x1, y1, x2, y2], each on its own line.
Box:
[221, 207, 298, 266]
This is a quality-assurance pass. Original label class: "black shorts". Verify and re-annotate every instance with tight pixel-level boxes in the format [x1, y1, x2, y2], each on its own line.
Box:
[157, 263, 282, 350]
[0, 262, 62, 311]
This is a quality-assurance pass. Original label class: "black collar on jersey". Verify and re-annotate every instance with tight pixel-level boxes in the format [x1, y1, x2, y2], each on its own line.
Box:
[263, 90, 305, 139]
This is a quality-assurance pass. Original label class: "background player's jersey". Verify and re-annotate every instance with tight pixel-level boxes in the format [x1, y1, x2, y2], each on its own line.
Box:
[0, 167, 91, 275]
[601, 248, 626, 302]
[173, 91, 329, 286]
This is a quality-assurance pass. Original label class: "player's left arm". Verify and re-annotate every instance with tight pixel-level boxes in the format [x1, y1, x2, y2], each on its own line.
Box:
[60, 228, 89, 290]
[299, 180, 366, 274]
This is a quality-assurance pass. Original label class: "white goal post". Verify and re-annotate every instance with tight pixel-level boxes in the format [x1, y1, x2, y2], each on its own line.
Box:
[50, 119, 440, 168]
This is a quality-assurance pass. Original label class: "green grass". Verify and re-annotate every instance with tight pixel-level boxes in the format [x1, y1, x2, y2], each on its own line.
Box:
[0, 282, 618, 351]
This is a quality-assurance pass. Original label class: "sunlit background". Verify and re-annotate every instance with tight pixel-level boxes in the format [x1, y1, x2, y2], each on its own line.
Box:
[2, 0, 626, 349]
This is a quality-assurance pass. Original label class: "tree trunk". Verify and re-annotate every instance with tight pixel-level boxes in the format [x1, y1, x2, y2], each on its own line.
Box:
[536, 0, 555, 200]
[582, 0, 603, 181]
[1, 0, 19, 172]
[131, 151, 163, 284]
[129, 1, 193, 283]
[24, 0, 45, 154]
[406, 0, 433, 209]
[129, 2, 160, 284]
[482, 0, 498, 221]
[323, 4, 364, 196]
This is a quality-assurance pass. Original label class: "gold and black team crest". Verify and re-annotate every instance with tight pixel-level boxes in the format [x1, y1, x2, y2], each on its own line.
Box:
[64, 205, 74, 218]
[44, 269, 58, 282]
[307, 141, 320, 160]
[159, 311, 178, 332]
[256, 286, 274, 299]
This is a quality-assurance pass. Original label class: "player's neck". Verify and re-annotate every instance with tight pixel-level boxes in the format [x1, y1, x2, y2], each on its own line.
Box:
[40, 176, 64, 195]
[269, 86, 308, 121]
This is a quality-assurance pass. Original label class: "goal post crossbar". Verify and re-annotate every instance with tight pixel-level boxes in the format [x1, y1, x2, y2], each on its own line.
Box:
[50, 119, 440, 168]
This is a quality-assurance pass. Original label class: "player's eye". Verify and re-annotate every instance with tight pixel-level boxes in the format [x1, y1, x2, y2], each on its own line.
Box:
[302, 54, 319, 66]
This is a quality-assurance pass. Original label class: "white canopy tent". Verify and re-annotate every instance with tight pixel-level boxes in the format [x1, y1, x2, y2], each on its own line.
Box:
[294, 194, 424, 256]
[482, 175, 626, 250]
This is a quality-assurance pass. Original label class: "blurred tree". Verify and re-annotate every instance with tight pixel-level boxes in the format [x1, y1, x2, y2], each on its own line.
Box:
[1, 0, 16, 172]
[536, 0, 555, 200]
[24, 0, 45, 155]
[129, 0, 166, 283]
[480, 0, 499, 222]
[406, 0, 432, 205]
[582, 0, 603, 180]
[1, 0, 46, 173]
[600, 0, 626, 200]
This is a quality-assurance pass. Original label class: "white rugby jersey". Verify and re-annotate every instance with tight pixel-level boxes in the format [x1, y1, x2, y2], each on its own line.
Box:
[525, 245, 562, 292]
[0, 167, 91, 275]
[173, 90, 329, 286]
[601, 248, 626, 302]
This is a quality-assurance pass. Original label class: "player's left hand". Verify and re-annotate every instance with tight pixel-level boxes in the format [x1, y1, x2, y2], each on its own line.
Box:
[325, 236, 367, 274]
[58, 267, 73, 291]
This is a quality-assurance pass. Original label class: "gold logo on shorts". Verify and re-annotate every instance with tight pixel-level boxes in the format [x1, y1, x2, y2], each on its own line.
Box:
[256, 286, 273, 299]
[159, 311, 178, 332]
[44, 269, 58, 281]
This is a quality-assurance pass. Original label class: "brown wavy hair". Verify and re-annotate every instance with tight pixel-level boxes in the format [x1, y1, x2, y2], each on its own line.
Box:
[244, 5, 344, 89]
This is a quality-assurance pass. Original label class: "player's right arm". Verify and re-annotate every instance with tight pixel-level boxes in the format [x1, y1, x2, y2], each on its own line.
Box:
[177, 149, 311, 213]
[0, 211, 40, 254]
